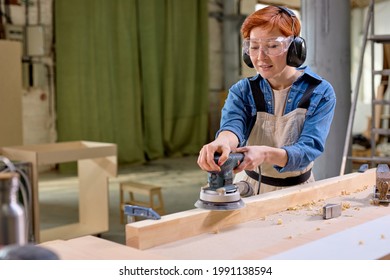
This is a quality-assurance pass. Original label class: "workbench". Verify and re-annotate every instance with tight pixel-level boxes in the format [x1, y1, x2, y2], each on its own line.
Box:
[1, 141, 117, 243]
[40, 168, 390, 260]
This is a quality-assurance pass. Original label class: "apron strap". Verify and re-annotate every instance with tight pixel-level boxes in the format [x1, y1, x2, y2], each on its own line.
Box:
[248, 75, 266, 112]
[297, 78, 321, 109]
[248, 75, 321, 112]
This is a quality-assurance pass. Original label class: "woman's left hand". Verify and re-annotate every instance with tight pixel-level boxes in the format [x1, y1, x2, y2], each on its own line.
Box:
[233, 146, 266, 173]
[233, 145, 288, 173]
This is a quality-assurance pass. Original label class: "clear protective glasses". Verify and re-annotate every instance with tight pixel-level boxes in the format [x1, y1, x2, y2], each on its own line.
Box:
[242, 36, 293, 57]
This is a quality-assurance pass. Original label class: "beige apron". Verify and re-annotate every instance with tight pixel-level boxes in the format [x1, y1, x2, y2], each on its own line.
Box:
[234, 99, 314, 195]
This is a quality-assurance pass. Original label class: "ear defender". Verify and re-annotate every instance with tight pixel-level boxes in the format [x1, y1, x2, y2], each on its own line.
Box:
[278, 6, 306, 67]
[286, 35, 306, 67]
[243, 51, 254, 68]
[242, 6, 307, 68]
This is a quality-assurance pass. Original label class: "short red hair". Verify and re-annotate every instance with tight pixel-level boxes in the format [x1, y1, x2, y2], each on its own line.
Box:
[241, 6, 301, 39]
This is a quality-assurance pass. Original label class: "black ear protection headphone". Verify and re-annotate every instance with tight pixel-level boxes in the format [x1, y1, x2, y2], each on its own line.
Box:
[242, 6, 306, 68]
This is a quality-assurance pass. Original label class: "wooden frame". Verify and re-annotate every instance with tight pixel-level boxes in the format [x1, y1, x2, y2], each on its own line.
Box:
[126, 168, 376, 250]
[1, 141, 117, 243]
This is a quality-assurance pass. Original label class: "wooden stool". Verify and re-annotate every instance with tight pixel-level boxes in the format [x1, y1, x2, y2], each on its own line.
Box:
[119, 181, 165, 224]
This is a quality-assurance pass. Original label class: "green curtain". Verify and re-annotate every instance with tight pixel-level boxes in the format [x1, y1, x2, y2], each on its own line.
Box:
[55, 0, 209, 164]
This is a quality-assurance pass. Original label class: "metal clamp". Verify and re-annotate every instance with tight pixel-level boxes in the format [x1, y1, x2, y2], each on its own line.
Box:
[322, 203, 342, 219]
[124, 205, 161, 223]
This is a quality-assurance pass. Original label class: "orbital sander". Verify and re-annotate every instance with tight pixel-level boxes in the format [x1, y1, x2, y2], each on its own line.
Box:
[195, 152, 246, 211]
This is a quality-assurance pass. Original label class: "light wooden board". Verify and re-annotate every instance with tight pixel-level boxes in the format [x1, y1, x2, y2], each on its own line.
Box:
[0, 40, 23, 147]
[40, 235, 166, 260]
[126, 169, 376, 250]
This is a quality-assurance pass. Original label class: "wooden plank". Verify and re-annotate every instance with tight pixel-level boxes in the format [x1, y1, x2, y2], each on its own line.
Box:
[126, 169, 376, 250]
[2, 141, 117, 166]
[0, 40, 23, 147]
[41, 223, 104, 242]
[39, 235, 166, 260]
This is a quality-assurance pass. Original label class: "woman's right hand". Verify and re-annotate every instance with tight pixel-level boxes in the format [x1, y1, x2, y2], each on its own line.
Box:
[197, 131, 239, 172]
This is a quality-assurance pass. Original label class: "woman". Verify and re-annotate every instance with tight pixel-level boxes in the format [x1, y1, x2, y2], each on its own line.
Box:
[197, 5, 336, 195]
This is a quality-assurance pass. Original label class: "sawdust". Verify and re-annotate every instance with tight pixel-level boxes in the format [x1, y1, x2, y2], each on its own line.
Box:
[286, 200, 319, 211]
[342, 185, 369, 196]
[342, 202, 351, 210]
[281, 187, 371, 221]
[277, 219, 283, 225]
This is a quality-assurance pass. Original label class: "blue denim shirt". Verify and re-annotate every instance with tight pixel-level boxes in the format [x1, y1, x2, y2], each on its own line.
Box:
[217, 66, 336, 173]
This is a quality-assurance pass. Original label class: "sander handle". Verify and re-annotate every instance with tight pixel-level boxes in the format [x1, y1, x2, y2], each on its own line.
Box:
[207, 153, 245, 190]
[214, 152, 244, 171]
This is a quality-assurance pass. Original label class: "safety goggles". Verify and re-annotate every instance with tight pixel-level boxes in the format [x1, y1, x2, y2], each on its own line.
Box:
[242, 36, 293, 57]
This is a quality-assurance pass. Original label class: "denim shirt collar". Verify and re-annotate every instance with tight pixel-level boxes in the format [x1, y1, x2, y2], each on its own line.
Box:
[248, 65, 322, 84]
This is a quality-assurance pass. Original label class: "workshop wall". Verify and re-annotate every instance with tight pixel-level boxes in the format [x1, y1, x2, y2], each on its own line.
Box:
[1, 0, 55, 146]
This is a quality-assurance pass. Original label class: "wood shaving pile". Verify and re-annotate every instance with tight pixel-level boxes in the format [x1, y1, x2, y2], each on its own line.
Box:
[286, 200, 319, 211]
[342, 185, 369, 195]
[342, 202, 351, 210]
[286, 206, 301, 211]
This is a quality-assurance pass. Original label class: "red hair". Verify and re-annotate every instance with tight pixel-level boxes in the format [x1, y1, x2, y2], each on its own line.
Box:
[241, 6, 301, 39]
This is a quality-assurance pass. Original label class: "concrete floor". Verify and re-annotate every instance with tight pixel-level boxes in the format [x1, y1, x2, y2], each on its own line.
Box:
[38, 155, 206, 245]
